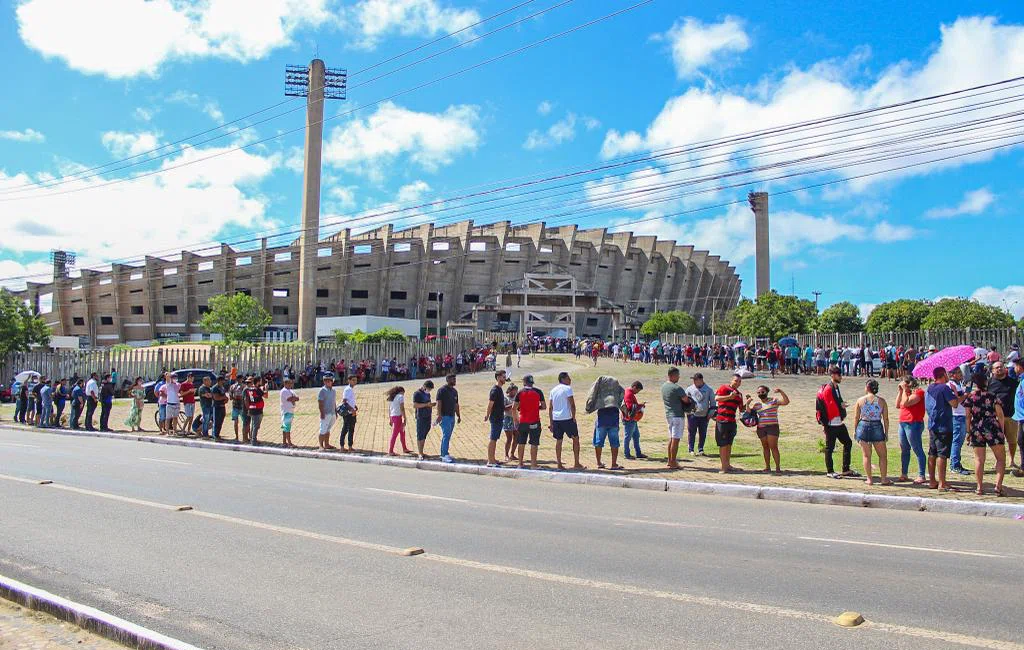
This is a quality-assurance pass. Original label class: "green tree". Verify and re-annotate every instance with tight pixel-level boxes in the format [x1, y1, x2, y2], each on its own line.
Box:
[363, 326, 408, 343]
[814, 301, 864, 333]
[865, 299, 931, 333]
[198, 292, 271, 343]
[733, 291, 817, 341]
[0, 289, 50, 357]
[921, 298, 1014, 330]
[640, 310, 698, 337]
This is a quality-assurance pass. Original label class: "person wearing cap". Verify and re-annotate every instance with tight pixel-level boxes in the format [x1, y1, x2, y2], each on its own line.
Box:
[685, 371, 714, 456]
[514, 374, 546, 469]
[661, 367, 689, 468]
[815, 365, 858, 478]
[412, 380, 436, 460]
[548, 371, 584, 470]
[435, 374, 460, 463]
[713, 373, 744, 473]
[317, 374, 337, 450]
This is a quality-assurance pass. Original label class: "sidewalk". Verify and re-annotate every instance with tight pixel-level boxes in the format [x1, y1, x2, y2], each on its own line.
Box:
[0, 598, 124, 650]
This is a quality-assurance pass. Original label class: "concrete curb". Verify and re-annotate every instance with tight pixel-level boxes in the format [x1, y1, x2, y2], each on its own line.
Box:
[0, 573, 203, 650]
[6, 424, 1024, 520]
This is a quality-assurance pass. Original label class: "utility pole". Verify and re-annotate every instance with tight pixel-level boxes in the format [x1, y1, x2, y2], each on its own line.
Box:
[286, 60, 347, 342]
[812, 291, 822, 311]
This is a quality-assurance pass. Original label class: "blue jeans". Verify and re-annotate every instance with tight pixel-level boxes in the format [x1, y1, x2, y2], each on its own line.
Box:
[39, 403, 52, 428]
[687, 414, 709, 452]
[14, 397, 26, 422]
[950, 415, 966, 468]
[201, 403, 214, 437]
[899, 421, 926, 478]
[622, 420, 641, 456]
[439, 415, 455, 457]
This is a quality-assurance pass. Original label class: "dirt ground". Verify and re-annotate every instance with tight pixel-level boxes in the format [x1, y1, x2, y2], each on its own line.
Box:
[2, 353, 1021, 502]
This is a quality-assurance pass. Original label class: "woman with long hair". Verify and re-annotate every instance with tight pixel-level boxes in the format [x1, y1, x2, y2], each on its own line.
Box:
[125, 377, 145, 432]
[854, 379, 892, 486]
[746, 386, 788, 474]
[896, 374, 927, 484]
[963, 372, 1007, 496]
[386, 385, 411, 456]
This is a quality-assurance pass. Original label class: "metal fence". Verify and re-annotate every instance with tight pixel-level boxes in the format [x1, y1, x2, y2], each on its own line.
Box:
[656, 327, 1020, 350]
[1, 337, 483, 384]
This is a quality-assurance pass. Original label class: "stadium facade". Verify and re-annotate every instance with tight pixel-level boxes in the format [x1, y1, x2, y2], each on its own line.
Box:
[16, 220, 740, 344]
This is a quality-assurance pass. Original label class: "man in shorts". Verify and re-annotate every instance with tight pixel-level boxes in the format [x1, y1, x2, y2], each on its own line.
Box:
[317, 374, 336, 450]
[549, 371, 583, 470]
[514, 374, 545, 469]
[925, 366, 961, 490]
[280, 377, 299, 448]
[412, 380, 435, 460]
[661, 367, 689, 469]
[484, 370, 508, 467]
[179, 374, 196, 434]
[159, 372, 180, 436]
[714, 373, 744, 473]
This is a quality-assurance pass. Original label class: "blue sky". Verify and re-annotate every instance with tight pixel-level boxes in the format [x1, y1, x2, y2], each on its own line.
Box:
[1, 0, 1022, 319]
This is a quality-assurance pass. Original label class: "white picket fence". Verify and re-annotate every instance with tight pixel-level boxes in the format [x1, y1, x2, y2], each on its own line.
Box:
[657, 327, 1020, 350]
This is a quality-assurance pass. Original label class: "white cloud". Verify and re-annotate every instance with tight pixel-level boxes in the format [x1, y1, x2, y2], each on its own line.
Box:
[327, 185, 357, 210]
[0, 259, 54, 291]
[101, 131, 161, 158]
[16, 0, 331, 78]
[396, 180, 431, 203]
[602, 17, 1024, 191]
[0, 128, 45, 143]
[133, 107, 155, 122]
[203, 102, 225, 124]
[970, 285, 1024, 319]
[924, 187, 996, 218]
[870, 220, 917, 240]
[524, 113, 577, 150]
[284, 146, 305, 173]
[858, 303, 878, 321]
[0, 144, 280, 268]
[537, 100, 554, 116]
[655, 16, 750, 79]
[342, 0, 480, 50]
[323, 101, 481, 180]
[582, 116, 601, 131]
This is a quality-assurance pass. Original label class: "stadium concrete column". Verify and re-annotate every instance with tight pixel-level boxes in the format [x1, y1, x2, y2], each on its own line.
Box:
[750, 191, 770, 296]
[298, 58, 326, 342]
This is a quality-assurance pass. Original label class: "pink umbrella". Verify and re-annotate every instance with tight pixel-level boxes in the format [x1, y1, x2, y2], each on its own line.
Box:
[911, 345, 977, 379]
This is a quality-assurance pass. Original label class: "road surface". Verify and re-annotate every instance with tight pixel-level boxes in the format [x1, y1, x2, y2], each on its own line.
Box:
[1, 426, 1020, 650]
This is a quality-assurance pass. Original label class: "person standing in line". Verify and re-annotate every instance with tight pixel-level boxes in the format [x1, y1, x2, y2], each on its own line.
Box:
[179, 374, 196, 433]
[197, 375, 215, 439]
[229, 377, 247, 442]
[662, 367, 689, 468]
[503, 383, 519, 462]
[412, 380, 435, 460]
[748, 386, 789, 474]
[84, 372, 100, 431]
[317, 374, 337, 451]
[484, 371, 508, 467]
[69, 379, 85, 429]
[895, 375, 927, 483]
[246, 376, 266, 445]
[13, 378, 25, 423]
[435, 374, 461, 464]
[685, 372, 714, 456]
[925, 367, 962, 491]
[125, 377, 145, 432]
[52, 379, 67, 427]
[513, 374, 545, 469]
[28, 378, 41, 425]
[211, 375, 228, 441]
[622, 380, 646, 460]
[278, 377, 298, 448]
[548, 372, 584, 470]
[714, 373, 744, 474]
[386, 385, 411, 456]
[160, 372, 181, 436]
[947, 366, 971, 475]
[1011, 357, 1024, 474]
[816, 365, 857, 479]
[98, 374, 114, 432]
[38, 379, 52, 429]
[154, 374, 167, 435]
[585, 376, 623, 470]
[963, 372, 1006, 496]
[340, 375, 359, 452]
[853, 379, 891, 485]
[988, 361, 1022, 476]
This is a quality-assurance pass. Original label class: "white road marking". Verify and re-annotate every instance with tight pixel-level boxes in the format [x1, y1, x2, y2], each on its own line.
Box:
[0, 473, 183, 511]
[798, 536, 1005, 558]
[139, 457, 192, 466]
[0, 442, 41, 448]
[364, 487, 468, 503]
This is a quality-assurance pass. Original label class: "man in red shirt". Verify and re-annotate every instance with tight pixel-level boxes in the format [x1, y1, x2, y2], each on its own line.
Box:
[179, 374, 196, 435]
[514, 374, 546, 469]
[714, 373, 744, 473]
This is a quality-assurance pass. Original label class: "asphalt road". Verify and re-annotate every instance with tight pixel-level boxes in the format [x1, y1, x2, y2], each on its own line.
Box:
[1, 425, 1021, 650]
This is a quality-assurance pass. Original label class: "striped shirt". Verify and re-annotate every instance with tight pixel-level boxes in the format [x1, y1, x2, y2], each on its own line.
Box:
[755, 398, 780, 427]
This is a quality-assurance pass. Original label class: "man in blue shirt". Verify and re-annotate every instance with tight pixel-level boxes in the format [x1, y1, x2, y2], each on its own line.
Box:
[38, 379, 53, 428]
[70, 379, 85, 429]
[925, 367, 962, 491]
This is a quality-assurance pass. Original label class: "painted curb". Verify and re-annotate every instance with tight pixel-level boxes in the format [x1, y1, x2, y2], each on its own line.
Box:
[5, 423, 1024, 520]
[0, 573, 203, 650]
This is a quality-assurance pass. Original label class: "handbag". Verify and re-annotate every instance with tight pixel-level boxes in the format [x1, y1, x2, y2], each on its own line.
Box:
[739, 408, 759, 428]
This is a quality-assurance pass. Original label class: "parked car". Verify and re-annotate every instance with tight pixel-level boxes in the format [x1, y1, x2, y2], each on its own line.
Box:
[143, 369, 217, 403]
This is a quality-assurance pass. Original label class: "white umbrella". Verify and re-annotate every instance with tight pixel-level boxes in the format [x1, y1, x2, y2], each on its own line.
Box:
[15, 370, 40, 384]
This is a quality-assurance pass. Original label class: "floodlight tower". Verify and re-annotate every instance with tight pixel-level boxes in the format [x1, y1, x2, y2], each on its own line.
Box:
[286, 60, 347, 342]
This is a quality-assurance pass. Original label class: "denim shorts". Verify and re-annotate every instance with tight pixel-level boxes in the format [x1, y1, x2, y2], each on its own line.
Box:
[158, 404, 167, 421]
[593, 425, 620, 449]
[855, 420, 886, 443]
[489, 418, 503, 442]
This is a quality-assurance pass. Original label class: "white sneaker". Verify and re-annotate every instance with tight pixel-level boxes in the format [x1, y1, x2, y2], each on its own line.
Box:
[441, 455, 455, 464]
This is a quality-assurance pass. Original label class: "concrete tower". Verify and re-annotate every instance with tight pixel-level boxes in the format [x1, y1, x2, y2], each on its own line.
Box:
[749, 191, 770, 297]
[296, 59, 326, 342]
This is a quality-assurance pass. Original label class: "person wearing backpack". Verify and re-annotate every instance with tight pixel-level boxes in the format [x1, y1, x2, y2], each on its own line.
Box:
[816, 365, 859, 478]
